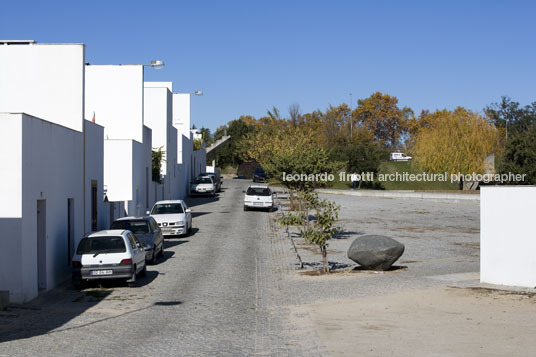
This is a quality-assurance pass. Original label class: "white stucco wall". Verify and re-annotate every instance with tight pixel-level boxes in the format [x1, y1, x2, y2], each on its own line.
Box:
[0, 44, 85, 132]
[172, 93, 191, 165]
[84, 120, 107, 233]
[85, 65, 144, 143]
[0, 113, 23, 302]
[0, 114, 84, 303]
[480, 186, 536, 287]
[104, 140, 133, 203]
[144, 83, 179, 200]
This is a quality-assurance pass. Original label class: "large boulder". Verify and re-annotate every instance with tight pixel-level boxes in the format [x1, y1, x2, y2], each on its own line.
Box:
[347, 235, 405, 271]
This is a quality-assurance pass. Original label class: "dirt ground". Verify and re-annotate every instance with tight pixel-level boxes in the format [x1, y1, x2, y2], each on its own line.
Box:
[290, 286, 536, 357]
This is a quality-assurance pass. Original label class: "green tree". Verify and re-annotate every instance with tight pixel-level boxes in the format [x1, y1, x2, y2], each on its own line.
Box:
[486, 97, 536, 184]
[354, 92, 413, 149]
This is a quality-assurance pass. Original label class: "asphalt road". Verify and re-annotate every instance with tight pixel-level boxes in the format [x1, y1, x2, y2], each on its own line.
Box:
[0, 179, 307, 356]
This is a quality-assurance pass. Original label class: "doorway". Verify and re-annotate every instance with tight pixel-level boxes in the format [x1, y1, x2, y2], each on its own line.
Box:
[37, 199, 46, 290]
[91, 181, 98, 231]
[67, 198, 74, 264]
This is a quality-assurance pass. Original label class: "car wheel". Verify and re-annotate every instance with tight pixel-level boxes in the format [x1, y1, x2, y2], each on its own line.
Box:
[188, 222, 192, 233]
[158, 243, 164, 258]
[150, 250, 157, 265]
[244, 205, 248, 211]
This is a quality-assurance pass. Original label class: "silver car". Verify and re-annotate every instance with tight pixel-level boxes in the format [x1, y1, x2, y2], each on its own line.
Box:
[110, 216, 164, 265]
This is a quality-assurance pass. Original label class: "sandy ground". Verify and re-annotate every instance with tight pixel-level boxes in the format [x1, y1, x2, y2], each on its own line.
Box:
[290, 286, 536, 357]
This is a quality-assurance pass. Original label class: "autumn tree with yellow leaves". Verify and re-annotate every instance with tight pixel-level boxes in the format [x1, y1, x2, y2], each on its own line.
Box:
[412, 107, 502, 181]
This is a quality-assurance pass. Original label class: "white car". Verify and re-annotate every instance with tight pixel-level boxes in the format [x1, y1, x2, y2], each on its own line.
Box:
[148, 200, 192, 237]
[389, 152, 412, 161]
[244, 185, 274, 211]
[190, 176, 216, 196]
[71, 230, 146, 288]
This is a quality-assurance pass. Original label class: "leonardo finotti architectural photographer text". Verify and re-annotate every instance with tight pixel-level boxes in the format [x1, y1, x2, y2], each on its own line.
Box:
[282, 172, 527, 183]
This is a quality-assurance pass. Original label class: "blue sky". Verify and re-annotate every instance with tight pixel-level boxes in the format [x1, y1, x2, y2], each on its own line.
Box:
[2, 0, 535, 131]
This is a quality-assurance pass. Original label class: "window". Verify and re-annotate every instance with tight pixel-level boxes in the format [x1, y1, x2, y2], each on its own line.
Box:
[76, 236, 126, 254]
[247, 187, 272, 196]
[151, 203, 184, 214]
[111, 220, 150, 234]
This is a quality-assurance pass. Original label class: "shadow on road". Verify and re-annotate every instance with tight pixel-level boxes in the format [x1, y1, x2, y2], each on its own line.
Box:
[185, 195, 220, 208]
[191, 211, 210, 218]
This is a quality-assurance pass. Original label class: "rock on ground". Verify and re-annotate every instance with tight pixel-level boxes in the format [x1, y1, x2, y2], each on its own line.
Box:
[347, 235, 404, 270]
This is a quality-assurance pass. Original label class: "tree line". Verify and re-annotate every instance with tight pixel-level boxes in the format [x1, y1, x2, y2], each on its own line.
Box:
[207, 92, 535, 186]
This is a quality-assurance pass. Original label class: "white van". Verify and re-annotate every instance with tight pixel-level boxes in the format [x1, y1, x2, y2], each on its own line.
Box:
[390, 152, 412, 161]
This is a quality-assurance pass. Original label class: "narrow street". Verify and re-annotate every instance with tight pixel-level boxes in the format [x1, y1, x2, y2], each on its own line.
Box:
[0, 179, 311, 356]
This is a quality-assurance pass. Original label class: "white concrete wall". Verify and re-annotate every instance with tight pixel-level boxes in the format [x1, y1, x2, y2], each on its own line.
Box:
[0, 44, 85, 132]
[481, 186, 536, 287]
[84, 120, 107, 232]
[0, 114, 85, 303]
[104, 140, 133, 203]
[85, 65, 144, 143]
[173, 93, 191, 165]
[0, 113, 23, 217]
[0, 113, 23, 302]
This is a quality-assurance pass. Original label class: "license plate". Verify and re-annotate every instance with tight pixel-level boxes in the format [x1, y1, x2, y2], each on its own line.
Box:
[91, 270, 113, 276]
[253, 202, 262, 206]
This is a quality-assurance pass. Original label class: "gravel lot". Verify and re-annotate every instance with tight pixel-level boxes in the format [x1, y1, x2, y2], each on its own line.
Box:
[276, 192, 481, 304]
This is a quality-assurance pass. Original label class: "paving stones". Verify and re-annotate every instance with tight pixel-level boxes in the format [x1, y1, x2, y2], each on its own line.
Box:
[347, 235, 405, 270]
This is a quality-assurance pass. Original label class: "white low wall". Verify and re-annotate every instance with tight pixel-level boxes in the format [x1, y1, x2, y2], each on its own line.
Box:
[480, 186, 536, 287]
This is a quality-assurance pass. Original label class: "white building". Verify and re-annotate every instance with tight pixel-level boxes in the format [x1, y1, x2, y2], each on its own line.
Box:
[172, 93, 206, 198]
[85, 65, 154, 218]
[144, 82, 179, 200]
[0, 42, 106, 303]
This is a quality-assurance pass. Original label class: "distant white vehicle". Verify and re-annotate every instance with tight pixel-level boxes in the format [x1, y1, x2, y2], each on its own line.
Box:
[390, 152, 412, 161]
[244, 185, 274, 212]
[147, 200, 192, 237]
[190, 176, 216, 197]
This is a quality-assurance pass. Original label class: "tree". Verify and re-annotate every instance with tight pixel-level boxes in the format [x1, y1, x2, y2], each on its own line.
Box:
[199, 127, 213, 146]
[289, 103, 301, 127]
[354, 92, 413, 149]
[152, 147, 165, 183]
[245, 126, 344, 192]
[214, 116, 257, 168]
[486, 97, 536, 184]
[412, 107, 501, 180]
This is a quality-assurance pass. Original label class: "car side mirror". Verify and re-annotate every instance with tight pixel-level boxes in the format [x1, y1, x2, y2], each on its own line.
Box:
[242, 190, 246, 193]
[146, 210, 151, 215]
[186, 209, 191, 213]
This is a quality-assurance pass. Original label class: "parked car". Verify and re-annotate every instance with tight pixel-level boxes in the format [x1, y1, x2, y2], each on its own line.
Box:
[389, 152, 412, 161]
[252, 167, 268, 183]
[72, 230, 146, 288]
[244, 185, 274, 211]
[190, 176, 216, 196]
[199, 171, 222, 192]
[148, 200, 192, 237]
[110, 216, 164, 265]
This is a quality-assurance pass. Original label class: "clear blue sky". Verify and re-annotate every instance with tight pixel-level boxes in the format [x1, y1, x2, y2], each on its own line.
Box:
[2, 0, 535, 131]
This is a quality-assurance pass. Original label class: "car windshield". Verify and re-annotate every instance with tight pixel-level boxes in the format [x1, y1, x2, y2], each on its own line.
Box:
[151, 203, 184, 214]
[254, 168, 265, 174]
[76, 236, 126, 254]
[193, 177, 212, 184]
[110, 220, 150, 234]
[247, 187, 271, 196]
